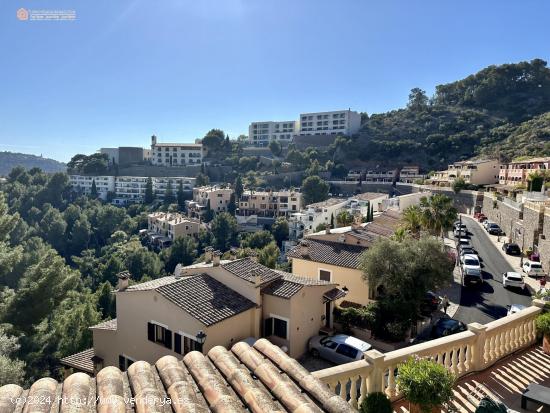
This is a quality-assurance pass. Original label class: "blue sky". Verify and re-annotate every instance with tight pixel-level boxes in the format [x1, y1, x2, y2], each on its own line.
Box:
[1, 0, 549, 162]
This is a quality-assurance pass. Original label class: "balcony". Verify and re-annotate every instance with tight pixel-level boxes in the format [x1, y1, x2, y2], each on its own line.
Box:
[313, 300, 544, 410]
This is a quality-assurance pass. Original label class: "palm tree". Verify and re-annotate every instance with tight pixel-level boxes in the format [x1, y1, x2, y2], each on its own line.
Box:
[401, 205, 423, 238]
[419, 194, 457, 239]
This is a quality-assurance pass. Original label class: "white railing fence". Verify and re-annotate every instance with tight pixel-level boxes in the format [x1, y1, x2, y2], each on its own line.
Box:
[312, 300, 544, 409]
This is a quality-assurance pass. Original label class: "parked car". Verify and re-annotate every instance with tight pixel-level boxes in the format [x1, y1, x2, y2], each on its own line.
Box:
[463, 267, 483, 285]
[523, 260, 545, 278]
[502, 271, 526, 289]
[308, 334, 371, 364]
[486, 223, 503, 235]
[483, 220, 493, 230]
[420, 291, 441, 315]
[453, 226, 468, 237]
[506, 304, 527, 316]
[502, 243, 521, 256]
[461, 254, 481, 272]
[459, 247, 478, 257]
[457, 238, 470, 248]
[431, 318, 467, 338]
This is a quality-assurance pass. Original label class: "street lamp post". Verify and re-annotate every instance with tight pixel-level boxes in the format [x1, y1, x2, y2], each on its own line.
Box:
[196, 330, 207, 353]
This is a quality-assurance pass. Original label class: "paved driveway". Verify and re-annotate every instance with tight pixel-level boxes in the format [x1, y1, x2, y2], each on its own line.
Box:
[453, 216, 532, 325]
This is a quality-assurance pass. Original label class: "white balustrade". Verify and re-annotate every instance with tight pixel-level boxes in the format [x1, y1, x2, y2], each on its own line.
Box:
[312, 300, 545, 407]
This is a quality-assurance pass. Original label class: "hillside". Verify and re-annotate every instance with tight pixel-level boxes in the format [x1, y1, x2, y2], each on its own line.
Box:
[0, 152, 66, 176]
[353, 59, 550, 170]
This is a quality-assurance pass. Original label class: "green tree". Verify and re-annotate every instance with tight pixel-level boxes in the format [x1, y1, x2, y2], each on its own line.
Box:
[164, 179, 175, 205]
[258, 241, 279, 269]
[359, 237, 454, 319]
[69, 215, 91, 256]
[227, 193, 237, 216]
[234, 175, 244, 200]
[301, 175, 329, 205]
[95, 281, 115, 319]
[401, 205, 423, 238]
[177, 181, 186, 210]
[269, 140, 282, 157]
[336, 210, 354, 227]
[452, 176, 467, 193]
[419, 194, 458, 238]
[203, 199, 214, 222]
[407, 87, 429, 111]
[90, 179, 98, 199]
[202, 129, 225, 153]
[271, 217, 289, 246]
[162, 236, 197, 273]
[240, 230, 274, 250]
[211, 212, 238, 252]
[0, 327, 25, 386]
[196, 173, 210, 187]
[144, 177, 155, 204]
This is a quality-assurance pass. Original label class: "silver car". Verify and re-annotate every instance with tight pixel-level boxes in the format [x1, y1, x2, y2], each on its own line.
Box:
[308, 334, 371, 364]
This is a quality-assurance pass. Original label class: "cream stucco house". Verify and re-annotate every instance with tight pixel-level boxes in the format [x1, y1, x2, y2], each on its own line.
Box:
[86, 252, 345, 373]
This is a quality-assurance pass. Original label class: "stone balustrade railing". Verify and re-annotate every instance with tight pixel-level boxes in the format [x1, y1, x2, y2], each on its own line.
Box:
[312, 300, 545, 409]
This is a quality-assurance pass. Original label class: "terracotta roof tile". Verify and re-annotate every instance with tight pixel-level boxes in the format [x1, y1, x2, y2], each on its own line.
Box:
[221, 258, 282, 285]
[0, 340, 356, 413]
[262, 272, 333, 299]
[288, 239, 367, 269]
[124, 276, 180, 292]
[155, 274, 256, 326]
[59, 348, 95, 374]
[90, 318, 117, 331]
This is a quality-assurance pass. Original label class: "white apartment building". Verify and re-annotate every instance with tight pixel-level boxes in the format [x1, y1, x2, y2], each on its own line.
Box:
[298, 109, 361, 136]
[69, 175, 115, 200]
[248, 121, 298, 146]
[238, 189, 302, 218]
[151, 135, 203, 167]
[70, 175, 195, 204]
[431, 159, 499, 186]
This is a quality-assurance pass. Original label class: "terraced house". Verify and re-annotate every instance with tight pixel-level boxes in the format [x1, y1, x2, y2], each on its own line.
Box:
[61, 251, 347, 375]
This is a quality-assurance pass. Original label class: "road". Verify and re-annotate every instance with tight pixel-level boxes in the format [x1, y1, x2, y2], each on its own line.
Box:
[453, 216, 532, 325]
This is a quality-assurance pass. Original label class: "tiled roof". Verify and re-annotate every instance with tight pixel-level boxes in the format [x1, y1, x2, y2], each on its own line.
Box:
[59, 348, 95, 374]
[323, 288, 348, 302]
[156, 274, 256, 326]
[1, 339, 355, 413]
[353, 192, 387, 201]
[90, 318, 117, 331]
[288, 239, 367, 269]
[221, 258, 282, 285]
[262, 271, 334, 299]
[124, 276, 181, 291]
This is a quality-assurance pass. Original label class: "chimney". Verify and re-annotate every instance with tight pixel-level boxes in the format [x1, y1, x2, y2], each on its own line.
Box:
[213, 250, 221, 266]
[151, 135, 157, 146]
[254, 273, 261, 287]
[229, 248, 237, 261]
[204, 247, 214, 263]
[117, 271, 130, 291]
[325, 225, 331, 235]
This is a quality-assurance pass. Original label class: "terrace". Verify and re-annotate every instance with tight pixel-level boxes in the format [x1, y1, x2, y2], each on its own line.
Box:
[313, 300, 548, 412]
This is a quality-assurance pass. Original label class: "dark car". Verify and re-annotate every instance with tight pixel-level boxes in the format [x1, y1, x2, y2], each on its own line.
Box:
[431, 318, 467, 339]
[459, 246, 477, 256]
[420, 292, 441, 315]
[486, 224, 503, 235]
[502, 243, 521, 256]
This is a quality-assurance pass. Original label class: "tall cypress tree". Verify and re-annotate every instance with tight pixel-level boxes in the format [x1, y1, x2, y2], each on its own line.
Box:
[164, 179, 175, 205]
[144, 177, 154, 204]
[177, 181, 186, 211]
[90, 179, 98, 199]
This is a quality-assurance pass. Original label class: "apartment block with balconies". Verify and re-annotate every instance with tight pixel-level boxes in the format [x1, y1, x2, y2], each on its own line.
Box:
[432, 159, 499, 186]
[298, 109, 361, 136]
[69, 175, 115, 200]
[499, 157, 550, 188]
[187, 185, 234, 218]
[248, 121, 298, 147]
[238, 189, 302, 218]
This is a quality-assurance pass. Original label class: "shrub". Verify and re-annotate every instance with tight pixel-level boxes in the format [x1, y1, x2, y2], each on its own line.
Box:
[396, 357, 455, 412]
[360, 392, 392, 413]
[535, 312, 550, 337]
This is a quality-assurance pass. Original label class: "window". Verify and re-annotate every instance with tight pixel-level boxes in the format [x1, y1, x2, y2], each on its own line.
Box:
[263, 315, 288, 339]
[174, 332, 198, 355]
[319, 269, 332, 282]
[147, 322, 172, 349]
[336, 344, 358, 359]
[118, 355, 134, 371]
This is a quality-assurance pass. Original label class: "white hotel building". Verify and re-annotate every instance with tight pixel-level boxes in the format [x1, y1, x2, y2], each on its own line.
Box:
[69, 175, 195, 204]
[248, 121, 299, 147]
[150, 135, 203, 167]
[298, 109, 361, 136]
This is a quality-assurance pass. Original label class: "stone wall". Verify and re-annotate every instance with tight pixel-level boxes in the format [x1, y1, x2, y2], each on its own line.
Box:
[538, 211, 550, 272]
[481, 193, 522, 239]
[522, 202, 545, 251]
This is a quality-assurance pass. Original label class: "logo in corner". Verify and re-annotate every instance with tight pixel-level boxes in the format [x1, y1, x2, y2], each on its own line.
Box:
[17, 8, 29, 21]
